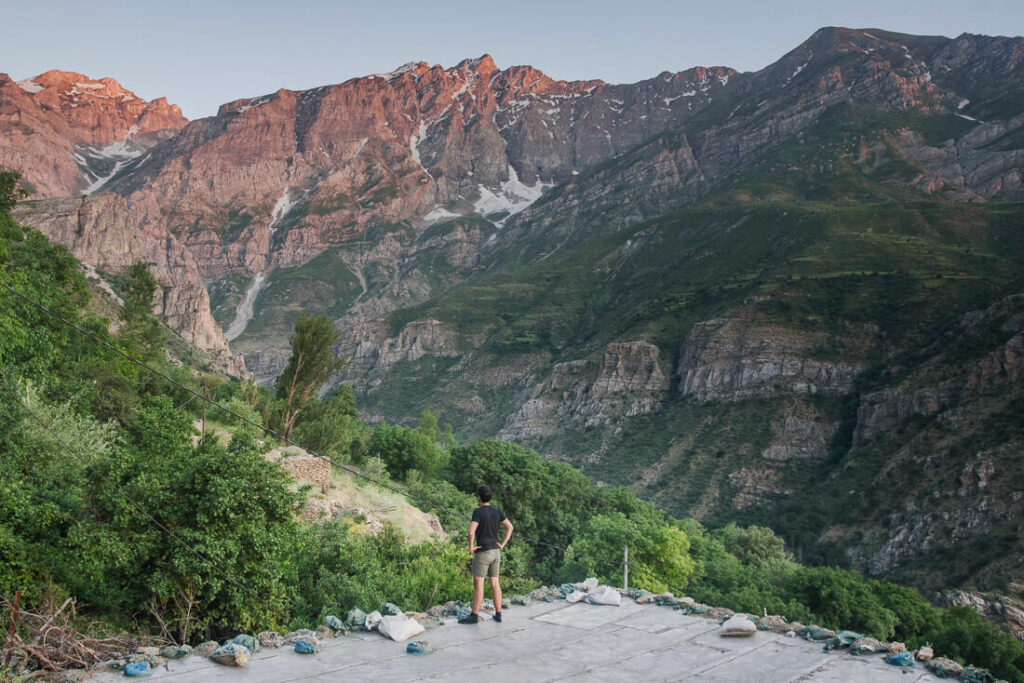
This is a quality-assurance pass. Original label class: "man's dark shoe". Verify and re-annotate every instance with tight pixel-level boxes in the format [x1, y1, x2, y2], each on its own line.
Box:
[493, 612, 502, 623]
[458, 613, 479, 624]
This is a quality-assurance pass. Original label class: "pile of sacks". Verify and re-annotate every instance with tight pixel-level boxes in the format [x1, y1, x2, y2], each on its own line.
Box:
[740, 614, 999, 681]
[620, 592, 1002, 681]
[628, 588, 734, 619]
[563, 578, 622, 606]
[343, 603, 429, 642]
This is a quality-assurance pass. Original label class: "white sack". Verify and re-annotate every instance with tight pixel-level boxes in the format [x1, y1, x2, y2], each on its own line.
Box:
[566, 590, 587, 603]
[581, 577, 599, 591]
[584, 585, 621, 606]
[378, 615, 425, 642]
[364, 610, 382, 631]
[719, 615, 757, 636]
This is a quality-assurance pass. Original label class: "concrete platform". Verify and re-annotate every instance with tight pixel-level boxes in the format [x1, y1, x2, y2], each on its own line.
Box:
[90, 600, 943, 682]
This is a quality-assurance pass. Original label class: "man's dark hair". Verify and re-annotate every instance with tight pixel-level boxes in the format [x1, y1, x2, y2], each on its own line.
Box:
[477, 485, 492, 503]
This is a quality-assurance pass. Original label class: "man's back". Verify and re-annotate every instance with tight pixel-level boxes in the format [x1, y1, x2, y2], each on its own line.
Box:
[471, 504, 505, 552]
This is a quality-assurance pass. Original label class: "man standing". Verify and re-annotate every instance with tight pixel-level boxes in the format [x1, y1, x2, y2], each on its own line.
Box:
[459, 485, 514, 624]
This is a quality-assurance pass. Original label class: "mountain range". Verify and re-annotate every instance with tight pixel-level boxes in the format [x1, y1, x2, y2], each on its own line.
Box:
[2, 26, 1023, 634]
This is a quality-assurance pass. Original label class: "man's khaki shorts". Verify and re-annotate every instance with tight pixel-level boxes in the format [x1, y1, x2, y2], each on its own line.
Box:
[471, 549, 501, 578]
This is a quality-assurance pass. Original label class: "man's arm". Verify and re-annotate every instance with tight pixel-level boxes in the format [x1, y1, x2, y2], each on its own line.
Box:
[468, 520, 480, 555]
[498, 518, 514, 549]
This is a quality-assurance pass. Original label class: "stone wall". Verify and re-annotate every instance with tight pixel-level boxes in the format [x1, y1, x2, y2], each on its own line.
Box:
[280, 456, 331, 493]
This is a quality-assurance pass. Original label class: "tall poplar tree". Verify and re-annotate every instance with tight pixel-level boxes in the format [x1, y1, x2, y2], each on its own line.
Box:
[275, 313, 348, 439]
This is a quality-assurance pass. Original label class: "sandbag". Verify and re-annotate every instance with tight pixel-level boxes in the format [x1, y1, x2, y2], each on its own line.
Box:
[960, 666, 996, 683]
[406, 640, 432, 655]
[581, 577, 599, 591]
[584, 586, 622, 606]
[258, 631, 284, 649]
[800, 625, 835, 641]
[915, 645, 934, 661]
[324, 615, 345, 632]
[159, 645, 191, 660]
[294, 639, 319, 655]
[210, 643, 250, 667]
[824, 630, 862, 651]
[315, 625, 333, 641]
[378, 615, 425, 642]
[884, 651, 915, 667]
[849, 636, 886, 655]
[123, 661, 151, 677]
[566, 590, 587, 603]
[758, 615, 789, 634]
[231, 633, 259, 653]
[379, 602, 403, 616]
[365, 610, 383, 631]
[194, 641, 219, 657]
[344, 608, 367, 631]
[926, 657, 964, 679]
[719, 615, 757, 637]
[285, 629, 316, 642]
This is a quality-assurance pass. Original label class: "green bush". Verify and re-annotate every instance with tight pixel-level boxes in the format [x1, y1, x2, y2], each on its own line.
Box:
[368, 424, 446, 480]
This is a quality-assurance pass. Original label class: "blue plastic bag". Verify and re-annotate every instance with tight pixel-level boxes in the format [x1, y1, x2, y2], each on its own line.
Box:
[294, 639, 319, 654]
[124, 661, 151, 677]
[407, 640, 432, 655]
[884, 651, 916, 667]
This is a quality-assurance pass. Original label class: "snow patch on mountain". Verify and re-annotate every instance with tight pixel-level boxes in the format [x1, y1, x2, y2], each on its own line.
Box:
[410, 121, 430, 174]
[76, 136, 145, 195]
[423, 207, 461, 223]
[473, 165, 551, 225]
[17, 79, 44, 94]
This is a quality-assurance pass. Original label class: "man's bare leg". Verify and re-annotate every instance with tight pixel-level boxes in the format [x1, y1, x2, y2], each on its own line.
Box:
[489, 576, 502, 614]
[472, 576, 485, 615]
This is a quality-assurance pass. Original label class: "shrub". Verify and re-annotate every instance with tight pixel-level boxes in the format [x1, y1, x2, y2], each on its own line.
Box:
[368, 425, 446, 480]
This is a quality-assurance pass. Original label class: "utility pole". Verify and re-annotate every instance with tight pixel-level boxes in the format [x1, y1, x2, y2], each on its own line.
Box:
[623, 546, 629, 591]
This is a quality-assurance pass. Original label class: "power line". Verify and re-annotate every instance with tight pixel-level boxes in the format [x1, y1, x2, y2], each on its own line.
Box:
[0, 278, 675, 591]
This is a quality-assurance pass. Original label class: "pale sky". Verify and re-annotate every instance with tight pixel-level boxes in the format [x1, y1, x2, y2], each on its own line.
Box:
[2, 0, 1022, 119]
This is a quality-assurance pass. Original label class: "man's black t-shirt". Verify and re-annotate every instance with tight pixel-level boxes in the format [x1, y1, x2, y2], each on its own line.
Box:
[471, 505, 506, 552]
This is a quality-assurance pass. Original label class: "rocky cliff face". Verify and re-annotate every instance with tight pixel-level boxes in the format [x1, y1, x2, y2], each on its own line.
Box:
[10, 195, 242, 372]
[677, 318, 865, 402]
[0, 71, 185, 196]
[497, 341, 671, 441]
[2, 28, 1024, 608]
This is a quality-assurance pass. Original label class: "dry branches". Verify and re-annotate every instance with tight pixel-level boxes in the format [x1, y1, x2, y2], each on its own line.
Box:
[1, 594, 137, 673]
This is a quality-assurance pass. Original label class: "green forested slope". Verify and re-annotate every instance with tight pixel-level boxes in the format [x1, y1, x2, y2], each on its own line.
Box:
[2, 171, 1024, 679]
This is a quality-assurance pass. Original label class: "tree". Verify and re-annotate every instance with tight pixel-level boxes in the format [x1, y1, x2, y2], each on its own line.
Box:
[118, 262, 163, 361]
[0, 170, 28, 215]
[567, 512, 696, 593]
[368, 424, 446, 481]
[292, 390, 366, 462]
[417, 409, 440, 442]
[275, 313, 348, 439]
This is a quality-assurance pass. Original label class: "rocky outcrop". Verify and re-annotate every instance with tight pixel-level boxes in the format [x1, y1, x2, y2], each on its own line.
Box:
[10, 195, 243, 374]
[761, 414, 838, 462]
[937, 590, 1024, 641]
[498, 341, 671, 440]
[677, 318, 863, 402]
[813, 292, 1024, 592]
[853, 294, 1024, 447]
[0, 70, 185, 196]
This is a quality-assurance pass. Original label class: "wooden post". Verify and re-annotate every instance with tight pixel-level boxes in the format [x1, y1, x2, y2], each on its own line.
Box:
[623, 546, 629, 591]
